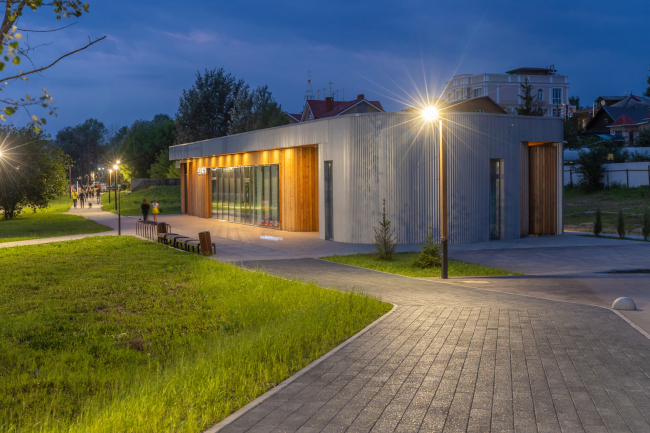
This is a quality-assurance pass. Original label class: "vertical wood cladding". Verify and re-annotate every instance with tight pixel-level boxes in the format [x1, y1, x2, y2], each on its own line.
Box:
[519, 142, 529, 238]
[528, 144, 557, 235]
[181, 146, 318, 231]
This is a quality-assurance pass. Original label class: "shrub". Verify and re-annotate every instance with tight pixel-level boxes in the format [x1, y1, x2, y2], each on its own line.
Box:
[616, 209, 626, 239]
[643, 207, 650, 241]
[373, 199, 397, 260]
[412, 227, 441, 268]
[576, 146, 607, 192]
[594, 207, 602, 237]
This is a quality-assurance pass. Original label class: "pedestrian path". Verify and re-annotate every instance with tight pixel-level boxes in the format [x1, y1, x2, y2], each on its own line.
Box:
[214, 259, 650, 433]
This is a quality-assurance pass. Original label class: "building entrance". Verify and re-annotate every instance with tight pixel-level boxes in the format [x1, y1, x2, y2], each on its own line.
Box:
[211, 165, 280, 228]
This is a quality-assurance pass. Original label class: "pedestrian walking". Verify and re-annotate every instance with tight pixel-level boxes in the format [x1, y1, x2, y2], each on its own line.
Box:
[152, 199, 159, 222]
[79, 191, 86, 209]
[72, 190, 78, 208]
[141, 198, 150, 221]
[96, 185, 101, 204]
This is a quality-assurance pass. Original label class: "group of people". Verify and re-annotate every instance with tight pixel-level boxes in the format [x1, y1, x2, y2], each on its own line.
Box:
[140, 198, 160, 222]
[71, 185, 102, 209]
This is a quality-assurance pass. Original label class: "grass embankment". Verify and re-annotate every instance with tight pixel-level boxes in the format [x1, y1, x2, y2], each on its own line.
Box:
[102, 185, 181, 217]
[0, 196, 111, 243]
[564, 185, 650, 236]
[0, 236, 390, 432]
[323, 252, 518, 278]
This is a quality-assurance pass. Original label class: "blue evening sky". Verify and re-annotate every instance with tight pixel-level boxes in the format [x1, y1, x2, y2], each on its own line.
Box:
[6, 0, 650, 135]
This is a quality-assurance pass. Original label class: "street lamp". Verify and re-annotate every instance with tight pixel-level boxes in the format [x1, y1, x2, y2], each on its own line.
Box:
[113, 163, 121, 235]
[108, 169, 112, 204]
[421, 106, 448, 279]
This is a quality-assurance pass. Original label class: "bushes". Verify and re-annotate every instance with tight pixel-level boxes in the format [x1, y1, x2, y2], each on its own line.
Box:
[616, 209, 626, 239]
[373, 199, 397, 260]
[412, 227, 441, 268]
[575, 146, 607, 192]
[594, 207, 602, 237]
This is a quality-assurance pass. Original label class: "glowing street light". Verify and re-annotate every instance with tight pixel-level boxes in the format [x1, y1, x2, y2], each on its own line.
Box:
[421, 106, 448, 279]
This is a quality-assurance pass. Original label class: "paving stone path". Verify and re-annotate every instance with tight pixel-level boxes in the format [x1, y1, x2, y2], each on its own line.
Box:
[217, 259, 650, 433]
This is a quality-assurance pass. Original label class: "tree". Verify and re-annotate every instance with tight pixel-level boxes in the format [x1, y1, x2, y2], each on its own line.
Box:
[645, 64, 650, 98]
[564, 116, 581, 149]
[575, 145, 607, 192]
[643, 207, 650, 241]
[593, 207, 602, 237]
[228, 85, 288, 135]
[616, 209, 626, 239]
[148, 148, 180, 179]
[175, 68, 245, 144]
[569, 96, 581, 110]
[0, 125, 71, 219]
[54, 118, 106, 181]
[373, 199, 398, 260]
[117, 114, 175, 178]
[635, 129, 650, 147]
[515, 78, 547, 116]
[412, 227, 441, 268]
[0, 1, 105, 131]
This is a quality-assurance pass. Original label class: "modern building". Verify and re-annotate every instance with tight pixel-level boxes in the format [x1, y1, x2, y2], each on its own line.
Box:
[445, 66, 575, 118]
[169, 111, 563, 244]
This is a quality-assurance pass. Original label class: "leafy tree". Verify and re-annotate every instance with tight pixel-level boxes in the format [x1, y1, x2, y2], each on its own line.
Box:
[593, 207, 602, 237]
[175, 68, 245, 144]
[575, 146, 607, 192]
[564, 116, 581, 149]
[117, 114, 175, 178]
[228, 85, 288, 135]
[643, 207, 650, 241]
[635, 129, 650, 147]
[645, 64, 650, 98]
[373, 199, 397, 260]
[412, 227, 441, 268]
[616, 209, 625, 239]
[515, 78, 547, 116]
[569, 96, 581, 110]
[0, 125, 71, 219]
[0, 1, 105, 131]
[148, 148, 180, 179]
[54, 118, 106, 181]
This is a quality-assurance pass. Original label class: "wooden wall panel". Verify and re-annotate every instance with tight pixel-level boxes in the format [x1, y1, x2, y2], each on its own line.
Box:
[180, 146, 318, 231]
[180, 163, 187, 214]
[519, 142, 529, 237]
[529, 144, 557, 235]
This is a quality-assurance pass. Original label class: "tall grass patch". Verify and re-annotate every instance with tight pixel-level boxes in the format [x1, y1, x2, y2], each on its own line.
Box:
[0, 237, 389, 432]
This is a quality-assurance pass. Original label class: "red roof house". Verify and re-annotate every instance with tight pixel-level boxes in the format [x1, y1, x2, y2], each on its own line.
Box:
[301, 94, 384, 121]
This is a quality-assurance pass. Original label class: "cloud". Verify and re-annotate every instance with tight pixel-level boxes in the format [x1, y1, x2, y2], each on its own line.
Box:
[164, 30, 218, 43]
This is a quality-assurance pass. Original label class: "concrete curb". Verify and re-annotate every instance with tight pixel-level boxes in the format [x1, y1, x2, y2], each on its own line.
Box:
[202, 303, 398, 433]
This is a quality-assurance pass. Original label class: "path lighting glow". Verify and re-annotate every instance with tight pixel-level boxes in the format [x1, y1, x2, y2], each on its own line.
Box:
[0, 150, 3, 158]
[113, 164, 118, 170]
[421, 106, 439, 122]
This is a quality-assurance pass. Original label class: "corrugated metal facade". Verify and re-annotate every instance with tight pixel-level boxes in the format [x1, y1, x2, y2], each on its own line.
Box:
[170, 112, 563, 244]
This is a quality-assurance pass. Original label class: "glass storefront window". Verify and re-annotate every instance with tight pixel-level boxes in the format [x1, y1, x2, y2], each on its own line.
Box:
[211, 164, 280, 229]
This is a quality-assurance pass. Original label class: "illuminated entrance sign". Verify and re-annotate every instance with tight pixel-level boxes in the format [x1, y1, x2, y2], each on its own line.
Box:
[197, 167, 207, 175]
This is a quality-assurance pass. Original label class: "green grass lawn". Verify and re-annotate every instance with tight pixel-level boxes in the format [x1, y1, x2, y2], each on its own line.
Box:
[0, 196, 112, 243]
[564, 185, 650, 236]
[322, 252, 519, 278]
[102, 185, 181, 217]
[0, 236, 390, 432]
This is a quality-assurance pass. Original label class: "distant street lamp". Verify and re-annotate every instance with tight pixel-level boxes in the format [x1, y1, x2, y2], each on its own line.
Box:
[108, 169, 112, 204]
[421, 106, 449, 279]
[113, 163, 121, 235]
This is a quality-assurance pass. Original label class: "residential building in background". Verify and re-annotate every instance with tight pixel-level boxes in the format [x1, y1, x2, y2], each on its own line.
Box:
[583, 94, 650, 144]
[445, 66, 574, 118]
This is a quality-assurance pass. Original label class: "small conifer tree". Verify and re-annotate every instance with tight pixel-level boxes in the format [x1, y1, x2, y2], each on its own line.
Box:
[412, 226, 441, 268]
[373, 199, 398, 260]
[616, 209, 626, 239]
[642, 207, 650, 241]
[593, 206, 602, 237]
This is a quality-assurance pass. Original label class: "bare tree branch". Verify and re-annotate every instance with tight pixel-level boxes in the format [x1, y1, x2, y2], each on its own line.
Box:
[0, 35, 106, 82]
[17, 21, 77, 32]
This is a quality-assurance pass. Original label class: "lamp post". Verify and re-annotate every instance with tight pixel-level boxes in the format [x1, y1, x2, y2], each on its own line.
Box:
[108, 169, 112, 204]
[113, 163, 120, 235]
[422, 106, 448, 279]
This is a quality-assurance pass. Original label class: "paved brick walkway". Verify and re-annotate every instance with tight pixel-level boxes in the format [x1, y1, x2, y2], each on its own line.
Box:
[217, 259, 650, 433]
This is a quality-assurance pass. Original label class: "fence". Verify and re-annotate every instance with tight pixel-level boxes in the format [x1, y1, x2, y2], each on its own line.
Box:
[564, 162, 650, 187]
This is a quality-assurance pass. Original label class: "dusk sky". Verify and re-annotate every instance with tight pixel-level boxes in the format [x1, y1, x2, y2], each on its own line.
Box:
[7, 0, 650, 135]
